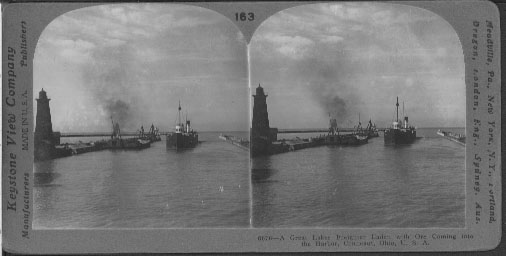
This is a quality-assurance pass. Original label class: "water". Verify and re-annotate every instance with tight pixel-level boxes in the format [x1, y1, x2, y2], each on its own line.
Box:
[252, 128, 465, 228]
[34, 128, 465, 229]
[33, 132, 250, 228]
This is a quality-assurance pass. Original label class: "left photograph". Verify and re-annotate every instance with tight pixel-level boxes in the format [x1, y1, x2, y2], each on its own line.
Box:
[32, 3, 250, 228]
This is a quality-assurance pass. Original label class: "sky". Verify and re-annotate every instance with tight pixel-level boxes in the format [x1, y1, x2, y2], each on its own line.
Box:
[34, 3, 465, 133]
[250, 2, 465, 129]
[34, 4, 249, 132]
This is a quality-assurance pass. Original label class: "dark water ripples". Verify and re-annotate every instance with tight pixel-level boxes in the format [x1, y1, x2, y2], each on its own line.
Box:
[34, 132, 250, 229]
[252, 128, 465, 228]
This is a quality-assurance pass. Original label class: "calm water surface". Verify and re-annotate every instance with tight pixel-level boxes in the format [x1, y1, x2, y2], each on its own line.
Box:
[33, 132, 250, 228]
[35, 128, 465, 229]
[252, 128, 465, 228]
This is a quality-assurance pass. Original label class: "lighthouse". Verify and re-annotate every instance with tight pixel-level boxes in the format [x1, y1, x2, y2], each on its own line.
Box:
[34, 89, 56, 161]
[251, 84, 277, 156]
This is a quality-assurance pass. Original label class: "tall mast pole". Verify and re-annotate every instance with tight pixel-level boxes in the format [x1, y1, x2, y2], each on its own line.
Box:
[111, 116, 114, 137]
[178, 100, 181, 125]
[403, 102, 405, 118]
[396, 97, 399, 122]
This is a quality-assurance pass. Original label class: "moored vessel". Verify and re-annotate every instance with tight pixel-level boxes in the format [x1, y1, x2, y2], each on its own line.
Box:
[108, 118, 151, 149]
[354, 113, 379, 139]
[139, 124, 161, 142]
[384, 97, 417, 144]
[364, 119, 379, 138]
[326, 116, 369, 145]
[166, 101, 198, 149]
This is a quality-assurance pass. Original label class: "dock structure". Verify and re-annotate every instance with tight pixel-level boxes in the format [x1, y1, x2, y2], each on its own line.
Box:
[219, 134, 249, 150]
[221, 132, 369, 155]
[34, 89, 73, 161]
[34, 89, 159, 162]
[251, 84, 279, 156]
[278, 127, 385, 133]
[247, 84, 370, 157]
[437, 130, 465, 146]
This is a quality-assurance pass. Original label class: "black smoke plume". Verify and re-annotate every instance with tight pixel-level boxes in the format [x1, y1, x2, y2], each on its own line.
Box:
[82, 44, 144, 131]
[297, 54, 356, 125]
[105, 99, 131, 127]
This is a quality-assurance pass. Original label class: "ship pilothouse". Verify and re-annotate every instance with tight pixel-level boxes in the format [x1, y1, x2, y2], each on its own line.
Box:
[384, 97, 417, 144]
[166, 101, 198, 149]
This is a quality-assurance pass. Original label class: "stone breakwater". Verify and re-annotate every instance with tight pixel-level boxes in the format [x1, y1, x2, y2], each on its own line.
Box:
[221, 133, 369, 156]
[219, 134, 249, 150]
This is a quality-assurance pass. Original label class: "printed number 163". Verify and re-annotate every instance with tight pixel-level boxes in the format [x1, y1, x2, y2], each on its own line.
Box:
[235, 12, 254, 21]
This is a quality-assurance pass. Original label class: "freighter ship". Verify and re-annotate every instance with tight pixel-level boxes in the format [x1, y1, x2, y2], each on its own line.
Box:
[166, 101, 198, 149]
[384, 97, 417, 144]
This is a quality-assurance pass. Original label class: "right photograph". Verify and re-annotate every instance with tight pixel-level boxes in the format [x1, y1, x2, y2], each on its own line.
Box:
[249, 3, 465, 228]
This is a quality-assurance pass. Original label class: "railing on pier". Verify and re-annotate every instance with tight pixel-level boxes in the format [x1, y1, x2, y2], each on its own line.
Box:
[60, 132, 171, 137]
[278, 128, 386, 134]
[60, 128, 386, 137]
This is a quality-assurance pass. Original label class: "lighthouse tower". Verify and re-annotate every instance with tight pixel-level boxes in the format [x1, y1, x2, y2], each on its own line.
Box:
[252, 84, 270, 135]
[251, 84, 277, 156]
[34, 89, 56, 161]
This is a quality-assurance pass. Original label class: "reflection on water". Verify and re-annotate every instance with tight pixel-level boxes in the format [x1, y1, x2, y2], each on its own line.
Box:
[251, 156, 278, 183]
[35, 128, 464, 228]
[34, 161, 59, 186]
[34, 132, 250, 229]
[252, 128, 465, 228]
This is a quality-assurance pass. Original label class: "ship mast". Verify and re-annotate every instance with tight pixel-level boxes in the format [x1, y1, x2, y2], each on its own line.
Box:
[178, 100, 182, 126]
[110, 116, 114, 138]
[396, 97, 399, 122]
[403, 102, 405, 119]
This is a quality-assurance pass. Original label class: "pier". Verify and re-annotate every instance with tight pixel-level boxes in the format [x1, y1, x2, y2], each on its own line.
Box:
[60, 131, 171, 137]
[243, 84, 376, 156]
[34, 89, 161, 162]
[278, 128, 386, 133]
[437, 130, 465, 146]
[219, 134, 249, 150]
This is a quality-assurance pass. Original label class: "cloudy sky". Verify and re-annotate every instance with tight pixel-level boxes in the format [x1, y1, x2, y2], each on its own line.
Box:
[35, 4, 248, 132]
[250, 3, 465, 129]
[35, 3, 465, 133]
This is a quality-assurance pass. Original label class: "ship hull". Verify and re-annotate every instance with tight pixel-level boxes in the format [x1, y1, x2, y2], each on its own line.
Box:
[384, 128, 417, 144]
[326, 134, 368, 145]
[166, 132, 198, 148]
[108, 138, 151, 149]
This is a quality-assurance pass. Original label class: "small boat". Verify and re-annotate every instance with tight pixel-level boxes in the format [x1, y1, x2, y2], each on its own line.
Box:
[139, 124, 161, 142]
[108, 119, 151, 150]
[384, 97, 417, 144]
[167, 101, 198, 149]
[354, 113, 379, 139]
[325, 116, 369, 145]
[365, 119, 379, 138]
[354, 134, 369, 144]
